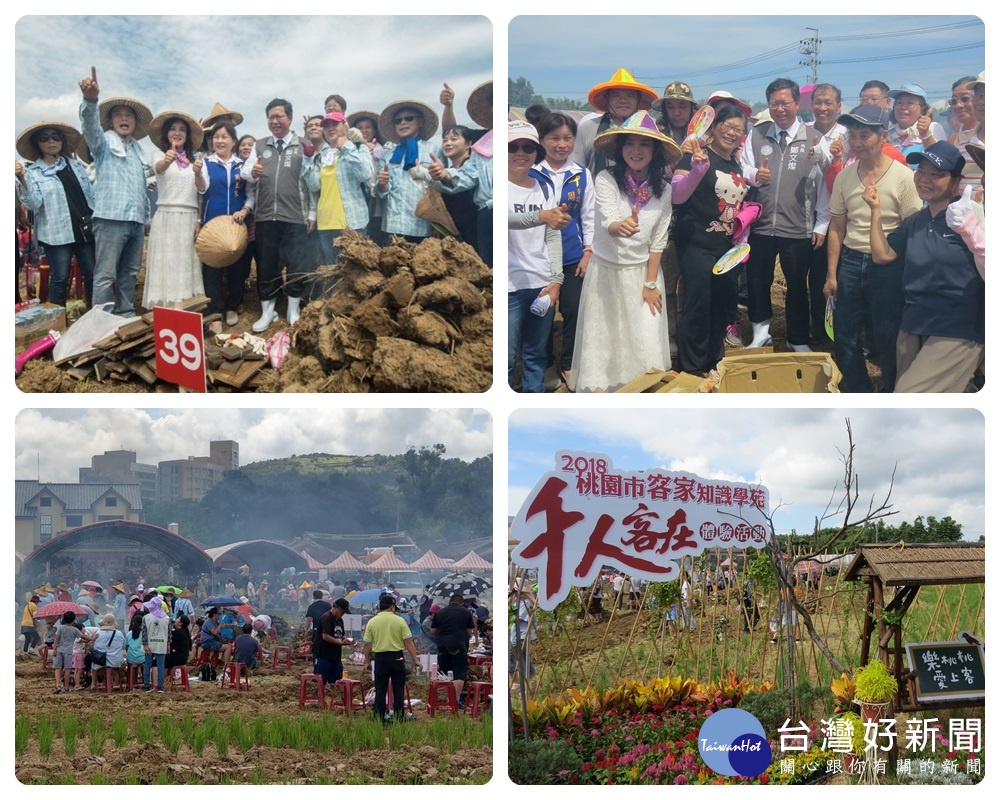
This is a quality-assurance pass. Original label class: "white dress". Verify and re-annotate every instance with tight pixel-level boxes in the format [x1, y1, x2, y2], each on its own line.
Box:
[570, 170, 673, 392]
[142, 160, 203, 309]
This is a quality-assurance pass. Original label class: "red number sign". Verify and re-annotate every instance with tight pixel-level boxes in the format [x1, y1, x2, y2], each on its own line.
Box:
[154, 307, 206, 392]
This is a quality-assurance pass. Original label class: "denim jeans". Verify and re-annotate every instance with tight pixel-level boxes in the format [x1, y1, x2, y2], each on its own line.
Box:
[144, 651, 166, 690]
[40, 240, 95, 306]
[509, 287, 554, 392]
[833, 247, 904, 392]
[93, 218, 145, 316]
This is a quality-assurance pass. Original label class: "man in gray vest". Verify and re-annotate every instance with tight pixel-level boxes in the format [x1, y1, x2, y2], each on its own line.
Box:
[740, 78, 828, 350]
[240, 98, 315, 330]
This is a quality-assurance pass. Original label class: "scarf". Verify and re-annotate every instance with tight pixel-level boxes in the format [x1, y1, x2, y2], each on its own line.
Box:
[389, 136, 421, 171]
[173, 149, 191, 169]
[625, 170, 653, 211]
[38, 156, 67, 178]
[471, 128, 493, 159]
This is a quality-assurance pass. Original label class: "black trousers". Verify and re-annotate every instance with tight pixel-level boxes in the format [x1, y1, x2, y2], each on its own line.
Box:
[746, 234, 813, 345]
[373, 650, 406, 719]
[202, 247, 252, 314]
[676, 240, 736, 374]
[254, 220, 309, 300]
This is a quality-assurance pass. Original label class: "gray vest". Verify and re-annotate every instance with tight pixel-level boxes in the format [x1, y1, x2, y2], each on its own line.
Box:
[254, 134, 307, 225]
[748, 121, 817, 239]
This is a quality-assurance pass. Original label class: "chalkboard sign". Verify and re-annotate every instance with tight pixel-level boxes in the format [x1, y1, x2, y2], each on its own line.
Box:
[905, 639, 986, 703]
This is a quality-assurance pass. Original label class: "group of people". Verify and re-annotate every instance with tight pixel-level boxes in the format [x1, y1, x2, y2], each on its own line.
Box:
[508, 68, 985, 393]
[16, 71, 493, 337]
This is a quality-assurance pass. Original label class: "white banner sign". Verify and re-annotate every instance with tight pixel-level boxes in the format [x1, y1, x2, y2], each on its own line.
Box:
[510, 451, 771, 610]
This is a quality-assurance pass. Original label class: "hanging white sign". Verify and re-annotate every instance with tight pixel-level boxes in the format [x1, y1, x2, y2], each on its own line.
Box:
[510, 451, 771, 610]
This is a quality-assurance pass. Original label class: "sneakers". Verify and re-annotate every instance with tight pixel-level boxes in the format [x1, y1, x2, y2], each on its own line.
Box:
[157, 689, 165, 694]
[52, 687, 62, 694]
[725, 323, 743, 347]
[225, 310, 239, 327]
[144, 687, 153, 693]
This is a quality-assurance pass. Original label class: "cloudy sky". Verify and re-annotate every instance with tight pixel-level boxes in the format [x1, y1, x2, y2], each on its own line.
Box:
[15, 408, 492, 483]
[510, 15, 984, 111]
[14, 15, 492, 153]
[509, 409, 985, 541]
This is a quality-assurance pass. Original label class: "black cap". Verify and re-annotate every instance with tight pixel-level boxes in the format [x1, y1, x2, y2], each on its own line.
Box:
[333, 598, 350, 612]
[837, 104, 889, 130]
[905, 141, 965, 177]
[378, 594, 396, 610]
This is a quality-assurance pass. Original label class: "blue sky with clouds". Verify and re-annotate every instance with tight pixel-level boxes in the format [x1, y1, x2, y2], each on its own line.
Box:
[509, 15, 983, 112]
[509, 409, 985, 541]
[15, 15, 492, 153]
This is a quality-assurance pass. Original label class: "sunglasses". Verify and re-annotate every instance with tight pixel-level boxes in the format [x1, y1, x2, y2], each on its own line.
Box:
[394, 114, 419, 124]
[508, 143, 538, 154]
[36, 132, 63, 143]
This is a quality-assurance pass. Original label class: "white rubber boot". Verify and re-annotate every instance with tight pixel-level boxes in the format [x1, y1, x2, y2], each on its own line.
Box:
[252, 298, 278, 333]
[748, 319, 772, 348]
[286, 296, 301, 326]
[789, 343, 813, 353]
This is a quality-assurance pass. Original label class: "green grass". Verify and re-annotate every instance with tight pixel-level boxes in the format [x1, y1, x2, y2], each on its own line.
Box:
[160, 717, 181, 755]
[112, 715, 129, 747]
[87, 713, 107, 756]
[36, 716, 53, 757]
[90, 773, 111, 785]
[122, 769, 141, 785]
[15, 717, 30, 756]
[61, 715, 79, 757]
[135, 712, 154, 744]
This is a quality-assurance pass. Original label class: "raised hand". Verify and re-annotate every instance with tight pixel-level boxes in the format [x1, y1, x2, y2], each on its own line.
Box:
[861, 182, 880, 210]
[193, 155, 204, 176]
[946, 184, 974, 230]
[163, 148, 177, 166]
[79, 65, 100, 101]
[14, 160, 25, 180]
[917, 108, 934, 140]
[427, 152, 449, 181]
[251, 161, 263, 179]
[378, 164, 390, 191]
[539, 203, 571, 230]
[439, 82, 455, 107]
[691, 139, 709, 165]
[830, 135, 844, 162]
[617, 204, 640, 237]
[756, 157, 770, 184]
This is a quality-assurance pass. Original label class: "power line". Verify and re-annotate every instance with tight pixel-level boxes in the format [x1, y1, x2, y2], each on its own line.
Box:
[823, 41, 983, 64]
[823, 19, 981, 41]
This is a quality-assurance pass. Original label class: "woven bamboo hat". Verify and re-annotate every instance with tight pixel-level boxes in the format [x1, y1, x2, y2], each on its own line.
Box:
[148, 111, 204, 152]
[195, 215, 249, 268]
[588, 68, 658, 114]
[378, 100, 439, 144]
[98, 97, 153, 140]
[467, 81, 493, 129]
[593, 111, 682, 165]
[202, 101, 244, 130]
[16, 122, 83, 161]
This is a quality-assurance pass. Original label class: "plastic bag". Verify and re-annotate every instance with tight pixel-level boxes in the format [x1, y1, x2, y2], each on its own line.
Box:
[52, 303, 130, 363]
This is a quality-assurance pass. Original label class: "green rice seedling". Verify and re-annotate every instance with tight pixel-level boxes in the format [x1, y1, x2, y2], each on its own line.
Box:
[14, 717, 29, 756]
[56, 772, 76, 784]
[181, 712, 195, 740]
[252, 714, 267, 745]
[90, 772, 111, 785]
[251, 766, 268, 784]
[135, 712, 154, 744]
[112, 715, 129, 747]
[87, 713, 107, 757]
[37, 716, 54, 757]
[212, 725, 229, 757]
[159, 718, 181, 755]
[282, 718, 303, 750]
[314, 774, 333, 785]
[191, 728, 207, 756]
[61, 715, 79, 757]
[155, 770, 172, 784]
[123, 769, 141, 785]
[218, 774, 235, 785]
[226, 715, 253, 753]
[314, 713, 337, 751]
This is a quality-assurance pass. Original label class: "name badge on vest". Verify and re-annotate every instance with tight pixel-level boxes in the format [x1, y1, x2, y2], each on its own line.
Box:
[760, 144, 774, 157]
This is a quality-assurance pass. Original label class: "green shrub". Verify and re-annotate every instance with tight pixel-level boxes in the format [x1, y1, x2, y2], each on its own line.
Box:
[509, 738, 584, 785]
[738, 682, 828, 734]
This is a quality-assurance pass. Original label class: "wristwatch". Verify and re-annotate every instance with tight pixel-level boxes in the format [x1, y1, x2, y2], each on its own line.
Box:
[643, 281, 658, 290]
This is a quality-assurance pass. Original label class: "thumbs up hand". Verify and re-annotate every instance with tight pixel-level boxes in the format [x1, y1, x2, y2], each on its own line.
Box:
[193, 155, 204, 176]
[615, 204, 640, 237]
[946, 184, 975, 230]
[427, 151, 449, 181]
[830, 135, 844, 162]
[539, 203, 571, 230]
[809, 134, 821, 162]
[917, 108, 934, 141]
[756, 157, 770, 185]
[378, 164, 390, 191]
[440, 82, 455, 107]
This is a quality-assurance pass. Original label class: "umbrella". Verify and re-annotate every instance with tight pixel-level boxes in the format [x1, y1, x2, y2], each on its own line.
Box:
[156, 585, 182, 595]
[81, 580, 103, 590]
[35, 601, 90, 620]
[349, 588, 385, 606]
[199, 595, 243, 608]
[428, 572, 492, 601]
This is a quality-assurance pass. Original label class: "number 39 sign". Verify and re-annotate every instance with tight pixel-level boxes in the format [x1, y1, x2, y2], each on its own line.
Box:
[154, 307, 206, 392]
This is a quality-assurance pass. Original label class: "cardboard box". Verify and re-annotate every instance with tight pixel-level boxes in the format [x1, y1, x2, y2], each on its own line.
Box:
[15, 303, 67, 349]
[616, 369, 711, 393]
[715, 351, 841, 393]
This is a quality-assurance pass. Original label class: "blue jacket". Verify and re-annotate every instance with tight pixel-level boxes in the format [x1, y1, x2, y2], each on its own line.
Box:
[17, 158, 94, 246]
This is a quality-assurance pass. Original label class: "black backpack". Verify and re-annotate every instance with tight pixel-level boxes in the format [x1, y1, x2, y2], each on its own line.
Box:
[200, 661, 217, 682]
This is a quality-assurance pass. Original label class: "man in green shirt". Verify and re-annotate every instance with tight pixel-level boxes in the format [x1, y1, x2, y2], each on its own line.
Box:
[363, 594, 421, 722]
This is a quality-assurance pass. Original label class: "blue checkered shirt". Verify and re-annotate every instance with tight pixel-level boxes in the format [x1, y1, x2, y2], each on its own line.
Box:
[302, 141, 374, 232]
[377, 139, 437, 237]
[80, 99, 151, 224]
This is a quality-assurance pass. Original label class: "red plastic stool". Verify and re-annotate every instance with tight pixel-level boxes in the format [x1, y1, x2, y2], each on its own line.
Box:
[386, 680, 414, 713]
[428, 680, 459, 716]
[272, 646, 292, 669]
[126, 663, 145, 691]
[299, 673, 326, 709]
[40, 646, 51, 669]
[468, 655, 492, 667]
[197, 650, 220, 669]
[167, 666, 191, 692]
[466, 681, 492, 718]
[92, 667, 122, 693]
[333, 678, 366, 714]
[220, 662, 250, 691]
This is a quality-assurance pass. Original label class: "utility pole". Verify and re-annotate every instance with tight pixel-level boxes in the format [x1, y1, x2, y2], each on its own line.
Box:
[800, 27, 820, 85]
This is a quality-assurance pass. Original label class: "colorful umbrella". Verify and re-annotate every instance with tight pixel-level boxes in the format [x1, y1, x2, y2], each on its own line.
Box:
[35, 601, 90, 620]
[199, 595, 242, 608]
[348, 588, 385, 605]
[156, 585, 182, 595]
[428, 572, 492, 602]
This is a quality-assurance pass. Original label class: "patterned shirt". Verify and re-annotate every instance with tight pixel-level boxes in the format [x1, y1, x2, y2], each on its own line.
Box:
[80, 99, 152, 224]
[377, 139, 437, 237]
[437, 150, 493, 210]
[17, 158, 94, 246]
[302, 141, 374, 231]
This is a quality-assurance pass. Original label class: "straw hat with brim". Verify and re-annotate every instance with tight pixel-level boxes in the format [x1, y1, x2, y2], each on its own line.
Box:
[43, 583, 55, 593]
[99, 614, 117, 629]
[196, 215, 249, 267]
[966, 143, 985, 172]
[588, 68, 658, 114]
[112, 583, 126, 593]
[467, 81, 493, 129]
[593, 111, 682, 165]
[179, 588, 194, 599]
[16, 122, 83, 161]
[148, 111, 204, 152]
[202, 101, 244, 130]
[378, 100, 439, 144]
[99, 97, 153, 140]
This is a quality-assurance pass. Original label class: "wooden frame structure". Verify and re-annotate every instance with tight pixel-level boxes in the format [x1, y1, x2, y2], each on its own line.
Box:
[843, 542, 985, 712]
